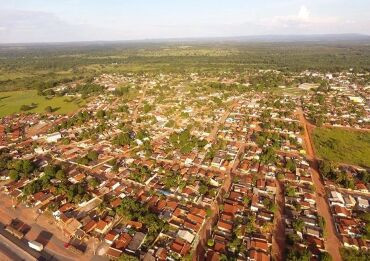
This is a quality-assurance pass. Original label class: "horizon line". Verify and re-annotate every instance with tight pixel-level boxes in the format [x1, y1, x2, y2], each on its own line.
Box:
[1, 33, 370, 46]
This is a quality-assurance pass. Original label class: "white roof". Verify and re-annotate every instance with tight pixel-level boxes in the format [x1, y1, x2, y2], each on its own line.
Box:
[177, 230, 195, 243]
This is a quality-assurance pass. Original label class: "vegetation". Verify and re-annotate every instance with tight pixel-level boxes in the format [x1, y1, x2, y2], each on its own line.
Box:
[116, 197, 165, 245]
[340, 247, 370, 261]
[169, 128, 207, 154]
[313, 127, 370, 167]
[0, 90, 84, 117]
[1, 42, 369, 94]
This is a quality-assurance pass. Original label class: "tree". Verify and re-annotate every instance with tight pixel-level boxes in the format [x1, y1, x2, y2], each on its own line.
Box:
[118, 254, 138, 261]
[207, 238, 215, 247]
[87, 151, 99, 161]
[22, 160, 34, 175]
[286, 185, 296, 197]
[318, 215, 326, 230]
[55, 169, 66, 181]
[292, 219, 305, 232]
[340, 247, 370, 261]
[45, 106, 53, 113]
[286, 248, 311, 261]
[96, 109, 106, 119]
[9, 169, 19, 181]
[88, 177, 100, 188]
[319, 252, 332, 261]
[23, 180, 42, 196]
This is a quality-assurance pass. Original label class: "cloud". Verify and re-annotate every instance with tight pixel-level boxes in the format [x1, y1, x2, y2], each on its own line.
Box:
[0, 9, 101, 43]
[259, 5, 339, 32]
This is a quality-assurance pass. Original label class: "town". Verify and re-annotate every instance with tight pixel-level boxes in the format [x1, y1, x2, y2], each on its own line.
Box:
[0, 69, 369, 261]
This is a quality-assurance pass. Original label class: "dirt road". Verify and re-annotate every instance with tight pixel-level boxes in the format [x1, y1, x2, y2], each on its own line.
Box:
[297, 109, 342, 261]
[272, 181, 285, 261]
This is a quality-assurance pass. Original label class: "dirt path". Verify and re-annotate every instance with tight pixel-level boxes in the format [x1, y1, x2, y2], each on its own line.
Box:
[208, 99, 239, 142]
[132, 85, 147, 122]
[272, 181, 285, 261]
[297, 109, 342, 261]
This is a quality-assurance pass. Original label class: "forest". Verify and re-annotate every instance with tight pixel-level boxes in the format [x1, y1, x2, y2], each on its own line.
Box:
[0, 40, 370, 92]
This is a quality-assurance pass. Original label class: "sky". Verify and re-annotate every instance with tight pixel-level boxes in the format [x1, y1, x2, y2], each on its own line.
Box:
[0, 0, 369, 43]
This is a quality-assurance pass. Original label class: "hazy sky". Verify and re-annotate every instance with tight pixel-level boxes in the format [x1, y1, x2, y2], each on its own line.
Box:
[1, 0, 369, 43]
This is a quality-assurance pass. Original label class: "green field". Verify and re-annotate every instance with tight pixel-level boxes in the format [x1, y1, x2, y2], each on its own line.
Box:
[0, 90, 84, 117]
[313, 127, 370, 168]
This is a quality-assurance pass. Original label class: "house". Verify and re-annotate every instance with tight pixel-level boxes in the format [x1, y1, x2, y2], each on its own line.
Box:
[170, 238, 191, 257]
[357, 197, 369, 209]
[248, 249, 269, 261]
[63, 218, 82, 237]
[45, 132, 62, 143]
[305, 226, 321, 238]
[249, 238, 269, 252]
[95, 220, 109, 234]
[104, 230, 119, 245]
[333, 205, 350, 217]
[343, 194, 356, 208]
[105, 248, 122, 259]
[330, 191, 344, 205]
[217, 220, 233, 233]
[126, 232, 146, 254]
[155, 247, 168, 261]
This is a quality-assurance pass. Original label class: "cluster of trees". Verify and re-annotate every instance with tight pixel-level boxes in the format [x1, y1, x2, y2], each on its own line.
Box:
[260, 146, 278, 165]
[74, 83, 104, 97]
[162, 170, 183, 190]
[76, 150, 100, 166]
[20, 103, 38, 111]
[285, 243, 332, 261]
[128, 163, 152, 183]
[340, 247, 369, 261]
[142, 102, 154, 114]
[169, 128, 207, 154]
[113, 131, 135, 147]
[208, 82, 247, 93]
[5, 159, 35, 181]
[113, 85, 130, 97]
[55, 111, 92, 131]
[249, 71, 286, 89]
[253, 131, 281, 148]
[1, 41, 369, 93]
[78, 122, 108, 141]
[117, 105, 129, 113]
[262, 197, 277, 213]
[205, 139, 227, 161]
[22, 164, 68, 197]
[116, 197, 165, 244]
[260, 120, 303, 133]
[318, 161, 355, 189]
[21, 163, 89, 204]
[285, 158, 297, 173]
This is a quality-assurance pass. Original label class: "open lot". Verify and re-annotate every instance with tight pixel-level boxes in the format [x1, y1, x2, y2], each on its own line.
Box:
[313, 127, 370, 167]
[0, 90, 84, 117]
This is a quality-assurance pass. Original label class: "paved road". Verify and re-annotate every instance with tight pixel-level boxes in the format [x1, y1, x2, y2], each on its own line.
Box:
[0, 195, 86, 261]
[298, 109, 342, 261]
[0, 239, 26, 261]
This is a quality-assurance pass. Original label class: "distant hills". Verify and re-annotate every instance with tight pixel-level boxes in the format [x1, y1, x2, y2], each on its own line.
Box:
[191, 34, 370, 43]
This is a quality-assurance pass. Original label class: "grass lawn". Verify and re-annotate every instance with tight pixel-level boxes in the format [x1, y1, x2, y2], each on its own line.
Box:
[313, 127, 370, 168]
[0, 90, 85, 117]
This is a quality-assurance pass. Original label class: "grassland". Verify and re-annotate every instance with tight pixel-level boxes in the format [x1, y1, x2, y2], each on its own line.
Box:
[313, 127, 370, 168]
[0, 90, 85, 117]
